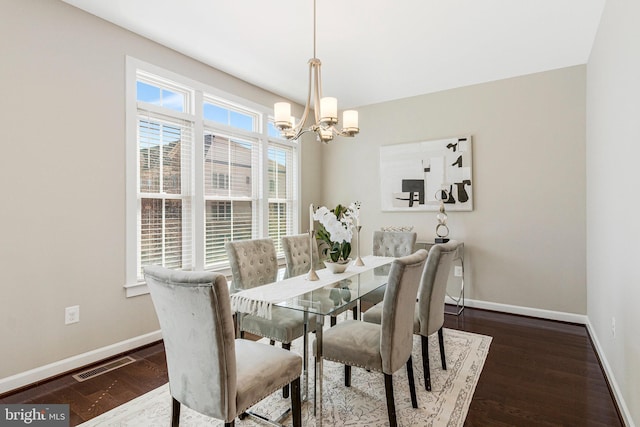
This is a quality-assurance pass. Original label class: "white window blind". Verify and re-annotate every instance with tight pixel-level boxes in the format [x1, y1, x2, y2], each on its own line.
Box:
[137, 109, 193, 280]
[268, 143, 296, 255]
[204, 132, 258, 268]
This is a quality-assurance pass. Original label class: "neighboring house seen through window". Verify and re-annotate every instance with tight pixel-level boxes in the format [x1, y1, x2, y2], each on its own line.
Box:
[125, 59, 298, 296]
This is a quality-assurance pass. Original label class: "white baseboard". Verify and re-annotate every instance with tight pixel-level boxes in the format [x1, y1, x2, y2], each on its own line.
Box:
[445, 296, 589, 324]
[448, 297, 633, 427]
[585, 320, 636, 427]
[1, 301, 635, 427]
[0, 300, 587, 396]
[0, 330, 162, 395]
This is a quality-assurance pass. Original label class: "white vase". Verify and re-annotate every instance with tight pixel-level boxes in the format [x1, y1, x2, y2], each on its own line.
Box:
[324, 258, 351, 274]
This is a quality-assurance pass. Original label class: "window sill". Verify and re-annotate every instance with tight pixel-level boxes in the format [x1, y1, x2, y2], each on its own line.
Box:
[124, 267, 235, 298]
[125, 259, 287, 298]
[125, 282, 150, 298]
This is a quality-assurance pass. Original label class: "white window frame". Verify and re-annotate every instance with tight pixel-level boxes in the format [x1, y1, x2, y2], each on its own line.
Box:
[125, 57, 299, 297]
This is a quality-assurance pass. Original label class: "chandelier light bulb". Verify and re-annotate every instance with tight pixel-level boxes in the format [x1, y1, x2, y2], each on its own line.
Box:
[320, 97, 338, 124]
[343, 110, 359, 133]
[274, 102, 292, 128]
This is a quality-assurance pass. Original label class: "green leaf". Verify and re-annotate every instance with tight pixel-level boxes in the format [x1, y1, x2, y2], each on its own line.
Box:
[341, 242, 351, 260]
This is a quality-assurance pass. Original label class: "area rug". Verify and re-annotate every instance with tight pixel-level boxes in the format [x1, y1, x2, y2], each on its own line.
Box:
[79, 328, 491, 427]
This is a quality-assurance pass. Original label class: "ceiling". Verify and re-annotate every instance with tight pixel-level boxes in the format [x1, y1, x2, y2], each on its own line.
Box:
[61, 0, 606, 109]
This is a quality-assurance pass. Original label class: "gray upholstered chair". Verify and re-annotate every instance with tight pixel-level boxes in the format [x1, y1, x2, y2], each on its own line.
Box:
[281, 233, 356, 326]
[143, 266, 302, 427]
[314, 249, 428, 427]
[362, 230, 418, 308]
[363, 240, 460, 391]
[226, 238, 279, 294]
[226, 238, 315, 397]
[372, 230, 417, 272]
[281, 233, 324, 279]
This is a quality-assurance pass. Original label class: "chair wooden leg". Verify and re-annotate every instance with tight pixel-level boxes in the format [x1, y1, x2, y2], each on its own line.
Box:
[352, 306, 358, 320]
[171, 397, 180, 427]
[233, 313, 239, 338]
[291, 377, 302, 427]
[421, 335, 431, 391]
[406, 356, 418, 408]
[330, 316, 337, 327]
[282, 342, 291, 398]
[384, 373, 397, 427]
[344, 365, 351, 387]
[270, 339, 275, 346]
[438, 327, 447, 370]
[224, 421, 235, 427]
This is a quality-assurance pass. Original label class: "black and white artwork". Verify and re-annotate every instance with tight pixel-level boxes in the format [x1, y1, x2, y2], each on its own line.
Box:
[380, 136, 473, 211]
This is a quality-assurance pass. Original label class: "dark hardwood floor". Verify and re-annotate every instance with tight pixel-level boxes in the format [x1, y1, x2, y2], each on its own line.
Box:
[444, 309, 622, 426]
[1, 307, 623, 426]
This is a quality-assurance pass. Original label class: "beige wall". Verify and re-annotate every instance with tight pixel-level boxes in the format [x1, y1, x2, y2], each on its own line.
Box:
[0, 0, 318, 380]
[587, 0, 640, 424]
[0, 0, 591, 396]
[321, 66, 587, 314]
[8, 3, 634, 419]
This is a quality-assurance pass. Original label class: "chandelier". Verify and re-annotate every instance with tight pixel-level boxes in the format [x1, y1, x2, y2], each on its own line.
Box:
[273, 0, 359, 143]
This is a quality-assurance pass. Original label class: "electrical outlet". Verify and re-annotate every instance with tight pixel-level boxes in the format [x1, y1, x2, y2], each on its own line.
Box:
[454, 266, 463, 277]
[65, 305, 80, 325]
[611, 317, 616, 337]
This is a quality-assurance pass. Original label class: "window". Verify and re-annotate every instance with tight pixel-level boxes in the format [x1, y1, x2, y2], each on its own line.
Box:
[126, 58, 298, 296]
[268, 144, 296, 254]
[203, 100, 257, 131]
[203, 133, 257, 268]
[138, 113, 193, 272]
[136, 78, 187, 113]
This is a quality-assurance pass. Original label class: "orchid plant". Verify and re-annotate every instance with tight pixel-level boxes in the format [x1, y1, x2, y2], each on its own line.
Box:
[313, 202, 361, 263]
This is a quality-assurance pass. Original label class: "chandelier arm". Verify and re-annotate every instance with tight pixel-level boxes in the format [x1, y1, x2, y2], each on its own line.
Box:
[312, 61, 322, 125]
[316, 60, 323, 103]
[293, 59, 315, 139]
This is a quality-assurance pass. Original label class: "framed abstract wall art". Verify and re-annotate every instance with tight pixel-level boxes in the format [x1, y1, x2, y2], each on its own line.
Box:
[380, 136, 473, 212]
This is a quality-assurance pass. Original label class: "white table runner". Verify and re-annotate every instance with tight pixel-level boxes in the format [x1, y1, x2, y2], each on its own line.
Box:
[230, 255, 394, 319]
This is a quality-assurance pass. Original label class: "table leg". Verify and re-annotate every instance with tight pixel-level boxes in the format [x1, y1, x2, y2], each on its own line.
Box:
[315, 313, 324, 427]
[303, 311, 308, 400]
[445, 255, 465, 316]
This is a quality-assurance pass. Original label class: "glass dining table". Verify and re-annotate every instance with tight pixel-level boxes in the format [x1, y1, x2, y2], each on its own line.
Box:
[230, 255, 394, 427]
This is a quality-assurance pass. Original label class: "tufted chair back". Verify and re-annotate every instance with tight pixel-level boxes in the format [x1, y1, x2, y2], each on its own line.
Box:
[373, 230, 417, 256]
[282, 233, 322, 279]
[144, 266, 238, 420]
[415, 240, 461, 336]
[226, 238, 278, 293]
[372, 231, 417, 276]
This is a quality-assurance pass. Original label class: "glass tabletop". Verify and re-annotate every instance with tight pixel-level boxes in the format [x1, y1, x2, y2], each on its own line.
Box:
[275, 267, 389, 317]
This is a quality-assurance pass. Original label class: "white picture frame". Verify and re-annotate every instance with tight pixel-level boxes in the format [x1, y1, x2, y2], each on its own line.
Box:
[380, 136, 473, 212]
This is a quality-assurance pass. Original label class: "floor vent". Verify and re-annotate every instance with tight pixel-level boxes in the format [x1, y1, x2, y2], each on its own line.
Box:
[73, 356, 137, 382]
